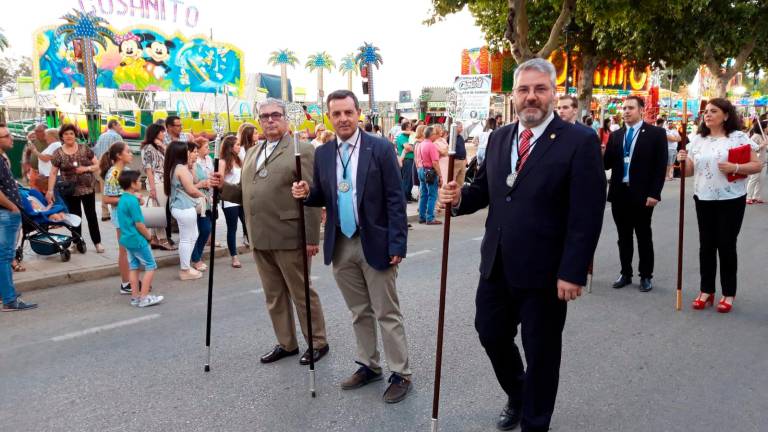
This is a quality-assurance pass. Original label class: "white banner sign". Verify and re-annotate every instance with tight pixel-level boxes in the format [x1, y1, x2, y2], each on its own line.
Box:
[454, 74, 492, 121]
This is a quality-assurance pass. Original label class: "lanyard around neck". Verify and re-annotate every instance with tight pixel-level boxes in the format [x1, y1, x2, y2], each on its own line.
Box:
[337, 132, 361, 179]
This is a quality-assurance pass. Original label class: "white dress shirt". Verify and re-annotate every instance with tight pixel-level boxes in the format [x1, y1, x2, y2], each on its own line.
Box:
[622, 121, 642, 183]
[336, 127, 361, 224]
[510, 112, 556, 171]
[256, 139, 281, 170]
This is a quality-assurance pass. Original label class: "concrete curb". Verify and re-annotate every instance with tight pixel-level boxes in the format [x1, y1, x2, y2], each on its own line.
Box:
[15, 213, 422, 293]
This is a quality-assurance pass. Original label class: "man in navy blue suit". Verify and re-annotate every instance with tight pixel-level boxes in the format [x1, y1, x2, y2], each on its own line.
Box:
[439, 59, 606, 431]
[292, 90, 412, 404]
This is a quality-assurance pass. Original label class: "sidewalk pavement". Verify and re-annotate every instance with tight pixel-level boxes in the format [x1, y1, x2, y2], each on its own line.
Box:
[14, 197, 425, 292]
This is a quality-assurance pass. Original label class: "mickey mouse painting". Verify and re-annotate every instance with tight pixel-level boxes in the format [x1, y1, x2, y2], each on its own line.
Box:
[142, 34, 175, 81]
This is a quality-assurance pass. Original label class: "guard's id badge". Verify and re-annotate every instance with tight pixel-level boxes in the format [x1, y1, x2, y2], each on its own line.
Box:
[623, 156, 631, 164]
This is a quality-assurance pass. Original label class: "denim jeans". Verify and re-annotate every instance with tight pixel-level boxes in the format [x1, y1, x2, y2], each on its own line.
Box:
[126, 243, 158, 271]
[0, 209, 21, 304]
[223, 206, 246, 256]
[417, 168, 438, 222]
[401, 158, 414, 200]
[191, 210, 212, 263]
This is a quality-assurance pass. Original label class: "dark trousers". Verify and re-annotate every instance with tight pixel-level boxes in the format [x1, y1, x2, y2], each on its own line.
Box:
[63, 192, 101, 245]
[222, 206, 247, 257]
[475, 249, 567, 432]
[610, 188, 655, 278]
[191, 210, 212, 263]
[401, 158, 414, 200]
[694, 195, 746, 297]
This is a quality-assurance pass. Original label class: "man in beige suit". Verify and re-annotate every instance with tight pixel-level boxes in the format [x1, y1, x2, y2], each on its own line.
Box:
[211, 98, 329, 365]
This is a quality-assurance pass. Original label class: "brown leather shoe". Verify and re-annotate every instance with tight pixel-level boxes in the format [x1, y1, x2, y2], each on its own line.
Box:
[383, 373, 412, 404]
[340, 363, 383, 390]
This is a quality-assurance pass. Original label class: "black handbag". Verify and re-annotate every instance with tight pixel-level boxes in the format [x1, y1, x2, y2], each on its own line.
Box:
[55, 178, 76, 197]
[424, 167, 437, 184]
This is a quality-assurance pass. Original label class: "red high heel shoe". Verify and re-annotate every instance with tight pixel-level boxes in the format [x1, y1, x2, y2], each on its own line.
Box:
[692, 293, 714, 310]
[716, 298, 733, 313]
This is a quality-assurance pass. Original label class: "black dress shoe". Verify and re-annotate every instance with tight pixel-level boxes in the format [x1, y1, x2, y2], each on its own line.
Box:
[612, 274, 632, 289]
[299, 344, 330, 365]
[496, 400, 522, 431]
[260, 345, 299, 363]
[639, 277, 653, 292]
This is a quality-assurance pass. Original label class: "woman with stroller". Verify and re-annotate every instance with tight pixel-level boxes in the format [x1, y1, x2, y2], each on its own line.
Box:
[46, 124, 104, 253]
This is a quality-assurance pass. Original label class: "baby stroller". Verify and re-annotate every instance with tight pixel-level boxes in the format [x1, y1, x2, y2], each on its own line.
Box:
[16, 186, 84, 262]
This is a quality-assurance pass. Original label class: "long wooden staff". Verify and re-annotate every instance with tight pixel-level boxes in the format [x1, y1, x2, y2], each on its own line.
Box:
[431, 122, 457, 432]
[675, 94, 688, 311]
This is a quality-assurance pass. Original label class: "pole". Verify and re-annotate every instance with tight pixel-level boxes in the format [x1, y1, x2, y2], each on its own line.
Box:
[204, 133, 221, 372]
[225, 89, 232, 133]
[294, 131, 317, 397]
[675, 90, 688, 311]
[430, 122, 457, 432]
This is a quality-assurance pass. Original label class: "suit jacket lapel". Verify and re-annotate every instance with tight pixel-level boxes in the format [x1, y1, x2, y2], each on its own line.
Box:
[328, 138, 339, 208]
[511, 118, 564, 191]
[356, 129, 372, 207]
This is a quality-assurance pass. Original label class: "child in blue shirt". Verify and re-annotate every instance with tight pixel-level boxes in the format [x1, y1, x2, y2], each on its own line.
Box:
[116, 170, 163, 308]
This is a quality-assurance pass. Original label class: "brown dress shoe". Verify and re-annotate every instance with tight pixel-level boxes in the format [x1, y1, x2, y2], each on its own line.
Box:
[340, 363, 383, 390]
[383, 373, 412, 404]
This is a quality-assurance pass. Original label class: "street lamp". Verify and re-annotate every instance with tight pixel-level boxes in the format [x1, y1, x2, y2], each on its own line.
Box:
[563, 20, 579, 95]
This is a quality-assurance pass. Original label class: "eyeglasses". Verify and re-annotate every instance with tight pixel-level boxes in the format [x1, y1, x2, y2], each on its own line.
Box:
[259, 112, 284, 121]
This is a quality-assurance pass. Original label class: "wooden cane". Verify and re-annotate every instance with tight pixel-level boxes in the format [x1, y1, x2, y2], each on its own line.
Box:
[294, 133, 317, 397]
[431, 123, 457, 432]
[675, 96, 688, 311]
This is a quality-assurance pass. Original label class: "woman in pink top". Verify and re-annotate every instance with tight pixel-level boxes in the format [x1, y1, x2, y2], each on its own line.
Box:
[417, 126, 442, 225]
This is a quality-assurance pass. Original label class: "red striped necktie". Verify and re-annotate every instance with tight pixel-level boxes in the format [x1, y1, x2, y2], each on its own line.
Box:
[517, 129, 534, 171]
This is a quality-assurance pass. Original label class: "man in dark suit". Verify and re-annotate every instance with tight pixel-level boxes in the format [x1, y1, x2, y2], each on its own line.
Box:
[439, 59, 606, 432]
[292, 90, 412, 404]
[603, 95, 668, 292]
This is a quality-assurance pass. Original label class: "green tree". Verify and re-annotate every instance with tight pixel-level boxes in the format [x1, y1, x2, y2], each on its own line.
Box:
[0, 28, 9, 52]
[0, 56, 33, 93]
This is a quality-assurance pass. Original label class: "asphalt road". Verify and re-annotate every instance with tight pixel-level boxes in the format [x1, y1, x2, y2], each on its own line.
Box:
[2, 179, 767, 432]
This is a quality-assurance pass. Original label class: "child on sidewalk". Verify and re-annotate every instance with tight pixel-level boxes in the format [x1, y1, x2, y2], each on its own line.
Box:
[116, 170, 163, 308]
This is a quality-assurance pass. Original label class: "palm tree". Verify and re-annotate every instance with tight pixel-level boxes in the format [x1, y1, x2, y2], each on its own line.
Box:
[0, 28, 9, 52]
[355, 42, 383, 115]
[338, 53, 357, 91]
[56, 9, 115, 109]
[268, 49, 298, 101]
[305, 51, 335, 116]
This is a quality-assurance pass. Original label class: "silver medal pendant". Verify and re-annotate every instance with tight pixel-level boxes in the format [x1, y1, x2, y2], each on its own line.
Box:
[506, 172, 517, 187]
[338, 180, 351, 193]
[258, 169, 268, 178]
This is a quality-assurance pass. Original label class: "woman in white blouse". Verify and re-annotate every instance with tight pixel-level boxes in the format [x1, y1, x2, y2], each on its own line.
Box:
[678, 98, 761, 313]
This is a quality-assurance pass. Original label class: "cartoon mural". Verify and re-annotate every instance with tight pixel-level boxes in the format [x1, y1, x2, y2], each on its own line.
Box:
[34, 26, 244, 94]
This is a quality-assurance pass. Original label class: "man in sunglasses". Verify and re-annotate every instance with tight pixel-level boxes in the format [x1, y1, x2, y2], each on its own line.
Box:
[210, 98, 329, 366]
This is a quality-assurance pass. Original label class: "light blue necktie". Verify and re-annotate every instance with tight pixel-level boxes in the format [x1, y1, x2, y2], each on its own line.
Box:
[622, 126, 635, 183]
[338, 141, 357, 238]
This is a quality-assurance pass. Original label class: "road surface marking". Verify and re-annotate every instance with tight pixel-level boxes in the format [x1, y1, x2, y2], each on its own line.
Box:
[51, 314, 160, 342]
[408, 249, 432, 257]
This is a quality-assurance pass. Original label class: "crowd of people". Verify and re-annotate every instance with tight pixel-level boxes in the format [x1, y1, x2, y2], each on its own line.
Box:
[2, 56, 767, 431]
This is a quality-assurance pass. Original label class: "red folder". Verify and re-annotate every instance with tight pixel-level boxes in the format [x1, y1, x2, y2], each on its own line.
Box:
[727, 144, 751, 182]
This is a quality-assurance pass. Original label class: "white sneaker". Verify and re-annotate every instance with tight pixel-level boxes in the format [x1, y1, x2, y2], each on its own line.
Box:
[138, 295, 164, 308]
[130, 298, 140, 307]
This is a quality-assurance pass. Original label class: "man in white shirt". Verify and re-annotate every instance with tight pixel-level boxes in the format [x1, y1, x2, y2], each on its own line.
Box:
[34, 129, 61, 193]
[661, 119, 681, 180]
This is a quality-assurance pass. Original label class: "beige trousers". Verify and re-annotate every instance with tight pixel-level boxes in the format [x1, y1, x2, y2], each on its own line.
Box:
[253, 249, 328, 351]
[332, 235, 411, 377]
[452, 160, 468, 187]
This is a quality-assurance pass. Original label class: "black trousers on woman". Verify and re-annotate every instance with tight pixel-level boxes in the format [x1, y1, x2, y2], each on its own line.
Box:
[62, 192, 101, 246]
[694, 195, 746, 297]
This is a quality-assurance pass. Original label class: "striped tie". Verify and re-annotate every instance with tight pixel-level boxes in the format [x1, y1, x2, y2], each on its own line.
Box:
[517, 129, 534, 171]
